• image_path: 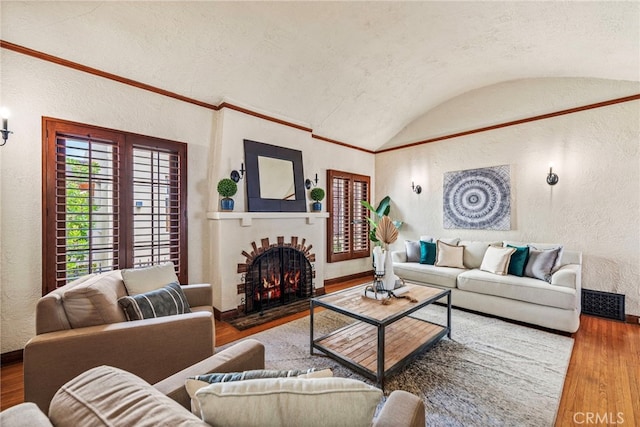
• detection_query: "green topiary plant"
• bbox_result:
[310,187,325,202]
[217,178,238,198]
[217,178,238,211]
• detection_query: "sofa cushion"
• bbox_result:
[457,269,577,310]
[435,240,465,269]
[459,241,500,269]
[61,270,128,329]
[419,241,437,265]
[438,237,460,246]
[121,261,179,295]
[392,262,463,288]
[118,282,191,321]
[524,247,562,282]
[195,377,382,427]
[49,365,206,427]
[405,240,421,263]
[507,245,529,277]
[480,246,516,275]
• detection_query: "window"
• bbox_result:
[326,170,370,262]
[42,118,187,294]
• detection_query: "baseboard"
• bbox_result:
[626,314,640,325]
[1,349,23,365]
[324,270,372,287]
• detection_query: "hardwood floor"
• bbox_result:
[2,279,638,427]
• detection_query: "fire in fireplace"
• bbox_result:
[237,237,314,315]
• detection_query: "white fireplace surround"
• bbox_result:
[207,211,329,317]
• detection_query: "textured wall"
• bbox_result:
[0,52,214,353]
[376,78,640,316]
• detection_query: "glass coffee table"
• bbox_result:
[310,282,451,387]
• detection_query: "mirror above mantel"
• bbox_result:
[244,139,307,212]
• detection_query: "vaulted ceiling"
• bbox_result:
[2,1,638,151]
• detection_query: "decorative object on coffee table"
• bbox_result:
[376,215,399,290]
[217,178,238,211]
[309,187,325,212]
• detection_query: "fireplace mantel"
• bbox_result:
[207,211,329,227]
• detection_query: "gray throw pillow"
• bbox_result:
[524,247,562,282]
[118,282,191,321]
[405,240,421,263]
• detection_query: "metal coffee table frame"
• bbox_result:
[310,284,451,387]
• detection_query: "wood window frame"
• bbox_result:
[326,169,371,263]
[42,117,188,294]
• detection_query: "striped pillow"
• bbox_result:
[118,282,191,321]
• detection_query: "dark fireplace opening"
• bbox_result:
[238,238,314,316]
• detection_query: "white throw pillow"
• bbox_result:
[185,369,334,418]
[435,240,465,269]
[480,246,516,275]
[195,377,382,427]
[121,262,179,295]
[459,241,501,269]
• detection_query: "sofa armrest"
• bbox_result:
[154,339,266,409]
[373,390,425,427]
[0,402,53,427]
[24,311,214,413]
[182,283,213,307]
[551,264,581,290]
[392,250,407,263]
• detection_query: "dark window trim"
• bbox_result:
[42,117,188,295]
[326,169,371,263]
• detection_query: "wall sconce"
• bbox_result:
[1,108,13,146]
[230,163,245,183]
[305,173,318,190]
[546,163,559,186]
[411,181,422,194]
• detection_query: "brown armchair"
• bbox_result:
[24,269,216,413]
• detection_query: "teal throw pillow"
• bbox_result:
[507,245,529,277]
[420,241,437,265]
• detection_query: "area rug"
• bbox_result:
[223,305,573,426]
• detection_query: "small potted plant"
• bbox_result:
[217,178,238,211]
[310,187,325,212]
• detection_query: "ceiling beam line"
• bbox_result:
[377,94,640,154]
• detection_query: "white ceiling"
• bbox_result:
[2,1,639,151]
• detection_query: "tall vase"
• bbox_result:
[382,249,396,291]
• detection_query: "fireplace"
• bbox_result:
[237,236,315,315]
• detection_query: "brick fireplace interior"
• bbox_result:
[237,236,315,316]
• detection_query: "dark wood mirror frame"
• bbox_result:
[244,139,307,212]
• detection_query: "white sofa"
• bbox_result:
[392,239,582,333]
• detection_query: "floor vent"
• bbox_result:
[582,289,625,321]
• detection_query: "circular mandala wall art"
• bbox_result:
[443,165,511,230]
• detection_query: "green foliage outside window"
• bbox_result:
[66,158,101,279]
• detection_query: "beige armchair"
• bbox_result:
[24,269,216,413]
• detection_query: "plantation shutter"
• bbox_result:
[327,170,370,263]
[351,178,370,256]
[131,145,184,272]
[43,118,188,295]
